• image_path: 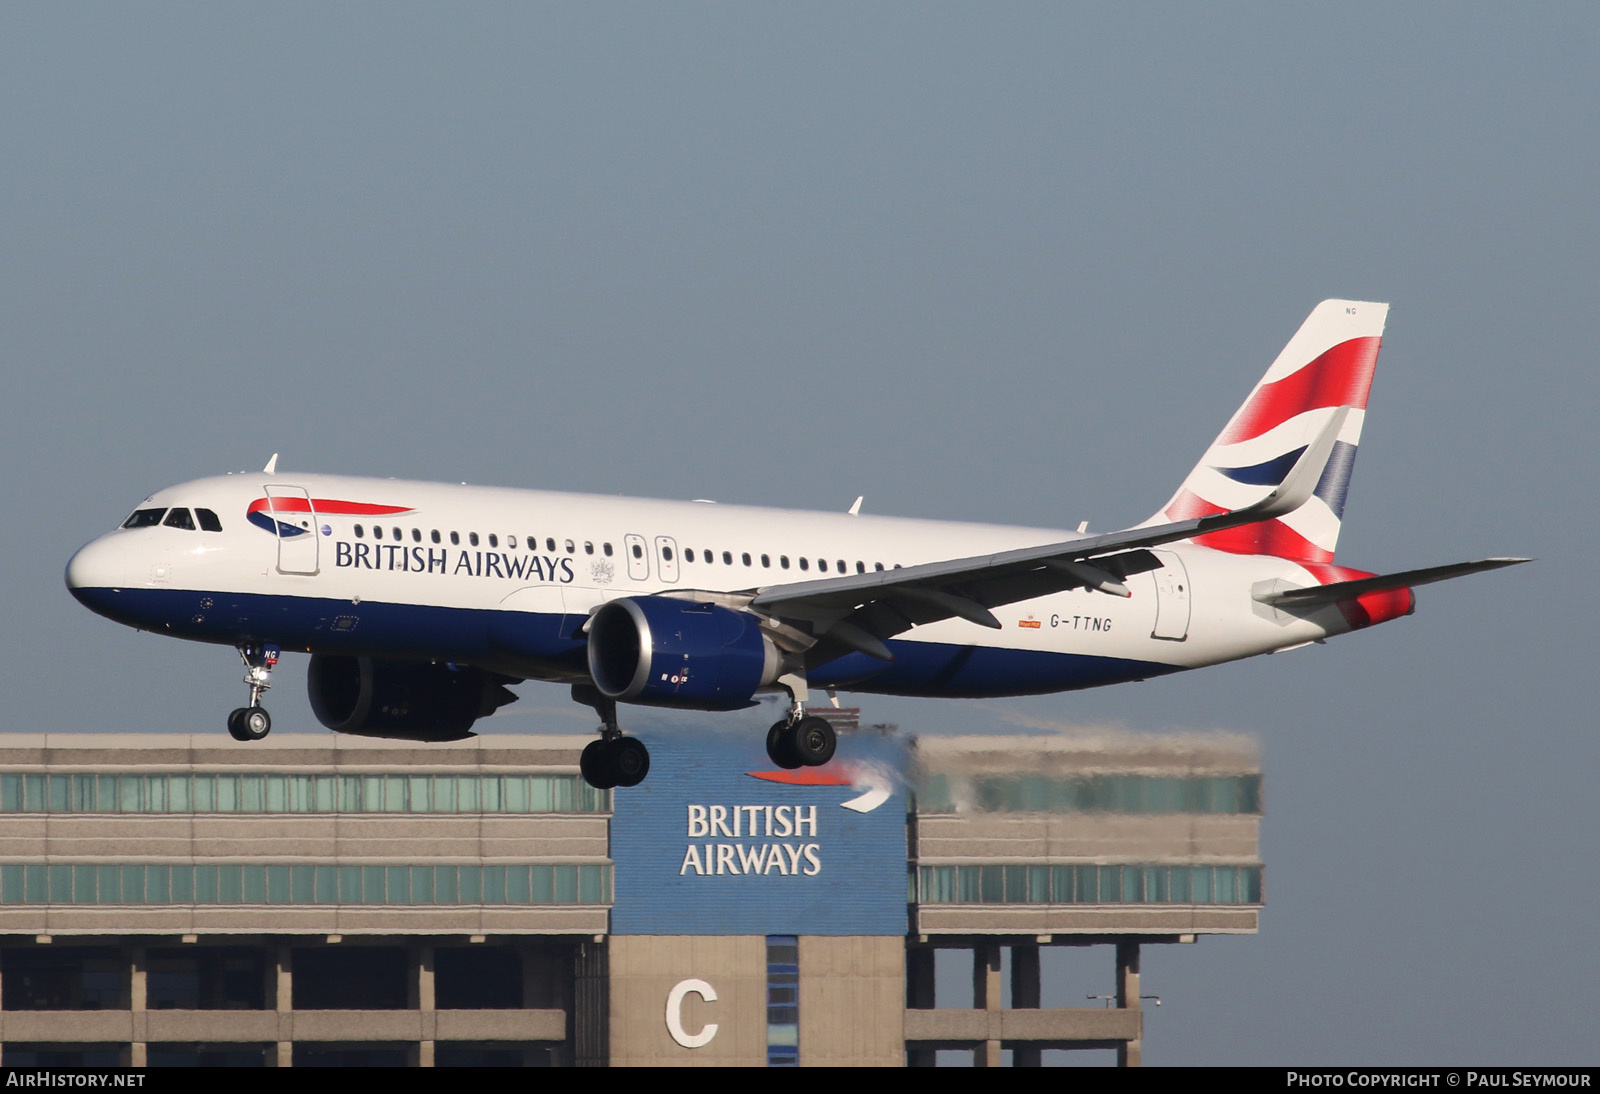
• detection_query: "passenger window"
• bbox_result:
[685,549,695,562]
[761,554,771,568]
[163,508,196,530]
[836,560,845,573]
[817,559,828,572]
[723,551,733,565]
[585,542,594,555]
[798,557,808,571]
[391,527,401,540]
[450,532,460,546]
[779,555,789,569]
[122,508,166,529]
[631,543,643,559]
[874,562,884,571]
[508,536,518,549]
[603,542,613,557]
[412,529,422,543]
[662,546,674,562]
[742,552,751,566]
[373,526,384,540]
[196,509,223,532]
[547,537,557,552]
[469,532,479,547]
[565,539,575,554]
[857,561,865,573]
[431,530,441,544]
[488,534,499,548]
[354,525,365,538]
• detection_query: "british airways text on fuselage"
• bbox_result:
[333,541,577,583]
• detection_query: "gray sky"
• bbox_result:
[4,3,1594,1065]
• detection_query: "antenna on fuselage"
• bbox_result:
[848,496,863,516]
[262,453,279,475]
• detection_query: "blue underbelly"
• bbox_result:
[72,586,1178,698]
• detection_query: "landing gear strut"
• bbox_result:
[573,684,651,790]
[765,674,837,769]
[227,643,277,742]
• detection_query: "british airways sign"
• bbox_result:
[609,728,907,935]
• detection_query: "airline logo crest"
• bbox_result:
[747,759,895,813]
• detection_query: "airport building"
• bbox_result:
[0,716,1262,1066]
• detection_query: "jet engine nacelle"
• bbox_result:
[307,655,518,740]
[586,596,782,711]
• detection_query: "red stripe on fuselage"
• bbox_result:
[1218,336,1381,445]
[248,498,414,516]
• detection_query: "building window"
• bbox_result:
[0,772,608,815]
[914,863,1262,906]
[0,862,614,908]
[766,936,799,1066]
[914,772,1262,814]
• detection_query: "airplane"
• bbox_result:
[65,300,1525,790]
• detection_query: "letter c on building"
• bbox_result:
[665,978,719,1049]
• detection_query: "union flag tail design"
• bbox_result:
[1145,299,1389,564]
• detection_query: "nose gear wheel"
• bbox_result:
[225,644,278,742]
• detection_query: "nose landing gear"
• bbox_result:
[227,644,277,742]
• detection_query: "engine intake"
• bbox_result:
[307,655,517,740]
[587,597,782,711]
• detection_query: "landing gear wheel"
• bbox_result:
[791,715,837,766]
[580,739,618,790]
[766,720,804,770]
[227,706,271,742]
[608,736,651,788]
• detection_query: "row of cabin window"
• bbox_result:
[676,547,896,574]
[122,507,224,532]
[350,525,899,575]
[352,525,603,554]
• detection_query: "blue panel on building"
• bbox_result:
[610,729,907,935]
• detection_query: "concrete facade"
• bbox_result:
[0,726,1261,1066]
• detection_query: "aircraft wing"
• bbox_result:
[747,410,1350,663]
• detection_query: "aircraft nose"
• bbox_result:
[65,535,129,611]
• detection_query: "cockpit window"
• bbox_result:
[122,508,167,529]
[162,508,196,531]
[196,508,223,532]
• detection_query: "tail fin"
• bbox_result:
[1144,299,1388,564]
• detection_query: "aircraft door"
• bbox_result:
[263,485,319,576]
[1147,550,1191,640]
[654,536,681,583]
[623,534,650,582]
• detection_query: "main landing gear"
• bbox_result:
[573,685,651,790]
[227,643,277,742]
[765,676,837,770]
[765,715,837,769]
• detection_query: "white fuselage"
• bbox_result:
[67,471,1352,702]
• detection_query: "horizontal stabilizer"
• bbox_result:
[1256,557,1530,608]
